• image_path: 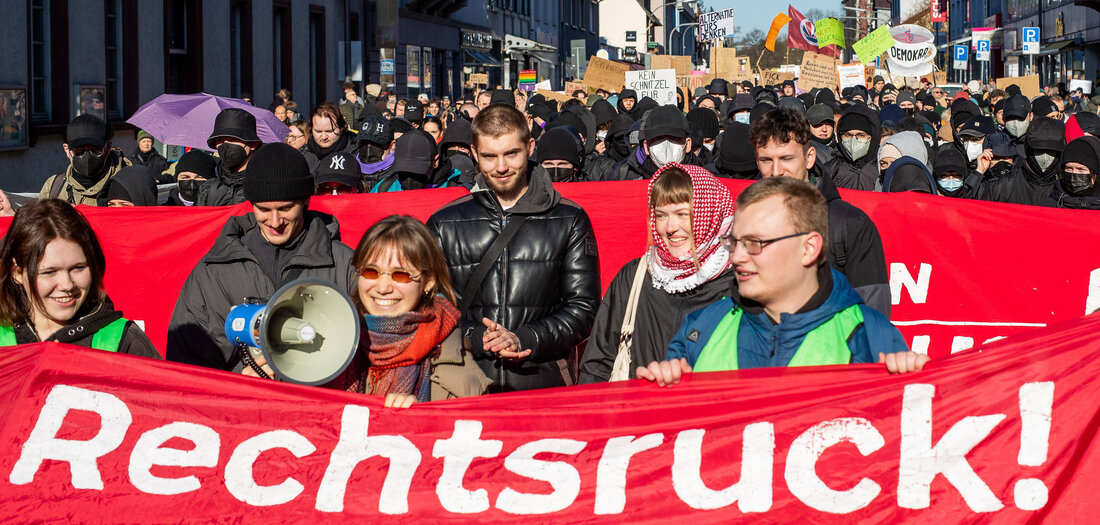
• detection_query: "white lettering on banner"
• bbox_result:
[671,424,775,511]
[129,422,220,495]
[594,433,664,514]
[8,383,1060,516]
[316,405,421,514]
[1087,268,1100,315]
[784,418,885,513]
[890,262,932,305]
[9,385,132,489]
[951,336,975,354]
[910,335,931,355]
[496,439,588,514]
[898,384,1006,512]
[224,430,316,506]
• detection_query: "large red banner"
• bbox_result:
[1,181,1099,359]
[2,314,1099,521]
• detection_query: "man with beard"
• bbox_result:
[427,103,600,392]
[41,114,131,205]
[979,117,1066,205]
[195,108,261,206]
[825,105,882,191]
[1041,136,1100,209]
[355,115,396,190]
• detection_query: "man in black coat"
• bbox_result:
[978,117,1065,206]
[427,104,601,392]
[750,108,892,318]
[824,105,881,191]
[197,108,261,206]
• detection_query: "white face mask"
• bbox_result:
[597,130,608,142]
[702,142,714,151]
[965,141,983,162]
[1035,152,1057,172]
[734,113,751,125]
[648,139,686,167]
[841,136,871,161]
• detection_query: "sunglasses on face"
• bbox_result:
[359,266,421,283]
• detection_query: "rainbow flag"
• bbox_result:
[519,69,536,84]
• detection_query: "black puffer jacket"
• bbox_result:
[426,166,601,392]
[825,105,882,191]
[167,211,355,371]
[196,164,247,206]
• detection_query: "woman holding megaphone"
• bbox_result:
[0,199,160,357]
[243,214,490,406]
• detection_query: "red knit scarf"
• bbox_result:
[358,296,460,399]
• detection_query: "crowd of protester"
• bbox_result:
[4,71,1099,405]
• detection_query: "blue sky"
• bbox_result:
[704,1,843,39]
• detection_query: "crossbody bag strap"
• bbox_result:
[609,256,649,381]
[457,214,529,314]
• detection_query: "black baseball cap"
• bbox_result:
[1004,94,1031,120]
[316,151,361,188]
[958,115,997,138]
[806,104,834,126]
[404,100,425,122]
[643,105,689,141]
[358,115,394,144]
[66,114,110,149]
[391,130,437,175]
[1031,96,1058,116]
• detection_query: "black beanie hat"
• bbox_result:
[1062,136,1100,174]
[749,103,774,124]
[686,107,719,139]
[174,150,218,180]
[244,143,314,203]
[489,89,515,106]
[837,112,874,136]
[716,122,757,173]
[536,127,583,167]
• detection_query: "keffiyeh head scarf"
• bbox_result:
[646,163,734,293]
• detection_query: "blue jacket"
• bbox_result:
[667,267,908,369]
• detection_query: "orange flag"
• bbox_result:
[766,12,793,51]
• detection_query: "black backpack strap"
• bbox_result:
[458,215,529,314]
[48,174,67,201]
[828,199,851,269]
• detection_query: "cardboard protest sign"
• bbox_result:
[677,74,714,92]
[534,89,573,104]
[651,55,692,76]
[837,63,867,90]
[624,68,678,106]
[468,73,488,85]
[761,70,795,87]
[799,51,839,91]
[582,56,630,91]
[995,75,1040,98]
[710,47,739,77]
[934,71,947,85]
[564,81,589,95]
[852,25,894,62]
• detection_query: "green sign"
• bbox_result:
[814,18,846,49]
[852,25,894,62]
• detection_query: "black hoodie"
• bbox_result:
[979,117,1065,206]
[105,166,159,206]
[825,105,882,191]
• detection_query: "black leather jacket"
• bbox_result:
[427,166,601,392]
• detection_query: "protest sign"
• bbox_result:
[698,7,735,41]
[799,51,838,91]
[677,74,714,93]
[582,56,629,91]
[995,75,1040,98]
[814,18,845,49]
[564,81,588,95]
[624,68,677,106]
[534,89,573,104]
[836,63,866,90]
[468,73,488,85]
[710,47,739,78]
[5,312,1100,521]
[651,55,692,76]
[852,25,894,62]
[934,71,947,85]
[887,25,936,77]
[1069,79,1092,94]
[761,70,795,87]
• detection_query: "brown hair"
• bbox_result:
[288,119,309,137]
[750,107,813,152]
[471,103,531,150]
[736,177,828,266]
[350,215,456,313]
[0,199,107,326]
[309,102,347,133]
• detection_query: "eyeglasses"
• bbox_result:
[720,232,810,255]
[71,145,106,157]
[359,266,421,283]
[285,134,304,142]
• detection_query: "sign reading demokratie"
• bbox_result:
[698,7,735,42]
[886,24,936,77]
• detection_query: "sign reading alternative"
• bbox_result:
[582,56,630,91]
[624,68,677,106]
[698,7,735,41]
[799,51,839,91]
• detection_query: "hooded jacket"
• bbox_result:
[7,296,160,358]
[826,105,882,191]
[617,89,640,120]
[882,156,936,194]
[579,258,734,383]
[426,166,600,392]
[106,166,160,205]
[877,131,929,172]
[196,163,248,207]
[39,150,131,206]
[666,266,908,369]
[167,211,355,371]
[932,147,979,198]
[979,117,1064,206]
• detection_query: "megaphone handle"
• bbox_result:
[238,344,273,380]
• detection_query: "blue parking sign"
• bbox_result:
[1023,27,1040,55]
[954,45,968,61]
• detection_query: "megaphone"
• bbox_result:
[224,278,360,385]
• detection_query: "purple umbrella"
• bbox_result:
[126,93,290,151]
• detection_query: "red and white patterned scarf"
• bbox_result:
[646,163,734,293]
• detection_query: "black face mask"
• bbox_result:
[1062,171,1094,196]
[987,161,1013,179]
[904,107,916,117]
[72,150,109,179]
[609,135,631,159]
[217,143,249,172]
[545,166,578,183]
[358,143,386,163]
[443,149,470,160]
[177,179,203,202]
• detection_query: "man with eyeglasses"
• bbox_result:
[167,143,354,372]
[636,176,922,386]
[40,114,131,205]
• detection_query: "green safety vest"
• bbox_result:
[693,305,864,372]
[0,318,129,353]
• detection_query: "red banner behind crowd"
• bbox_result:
[1,181,1099,358]
[2,314,1099,522]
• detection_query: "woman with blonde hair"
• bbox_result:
[579,163,734,383]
